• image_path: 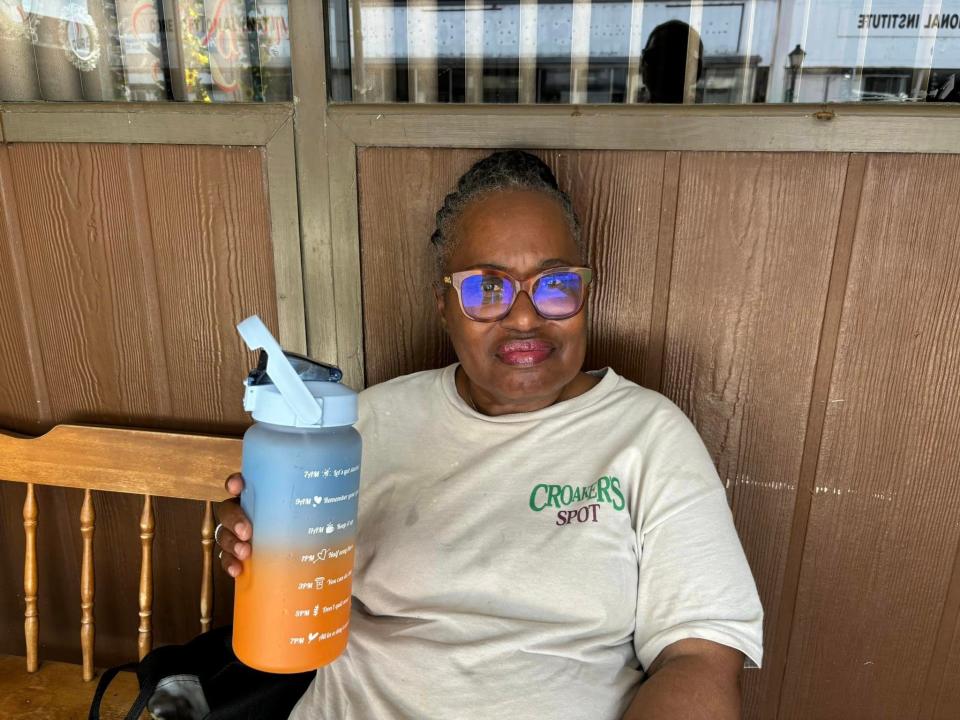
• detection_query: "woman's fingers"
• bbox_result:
[217,473,252,577]
[225,472,245,497]
[219,474,251,541]
[217,525,250,577]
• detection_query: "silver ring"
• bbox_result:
[218,550,223,560]
[214,523,224,545]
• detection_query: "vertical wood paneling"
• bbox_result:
[139,144,279,433]
[358,148,485,384]
[779,154,960,719]
[663,152,848,718]
[358,148,664,387]
[926,542,960,719]
[763,153,867,718]
[545,150,664,385]
[0,146,50,431]
[0,145,51,647]
[643,151,681,392]
[0,142,272,665]
[7,144,174,429]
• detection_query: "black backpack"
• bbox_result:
[89,625,315,720]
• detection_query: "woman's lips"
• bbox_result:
[496,339,554,366]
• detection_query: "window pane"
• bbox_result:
[0,0,291,102]
[327,0,960,103]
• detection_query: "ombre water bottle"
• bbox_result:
[233,316,361,673]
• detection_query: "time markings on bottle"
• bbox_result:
[294,489,359,507]
[296,569,351,591]
[294,596,350,619]
[289,620,350,645]
[300,543,354,564]
[307,519,354,535]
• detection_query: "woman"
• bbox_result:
[216,151,763,719]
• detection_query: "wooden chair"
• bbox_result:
[0,424,239,719]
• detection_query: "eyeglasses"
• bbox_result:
[442,266,594,322]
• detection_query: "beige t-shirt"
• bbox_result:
[289,364,763,720]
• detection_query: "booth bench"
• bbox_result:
[0,425,238,719]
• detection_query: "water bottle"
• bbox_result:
[233,316,361,673]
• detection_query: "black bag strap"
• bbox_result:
[88,661,151,720]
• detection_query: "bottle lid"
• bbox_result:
[237,316,358,428]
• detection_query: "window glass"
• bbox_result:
[325,0,960,103]
[0,0,291,101]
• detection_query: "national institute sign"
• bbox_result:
[841,6,960,37]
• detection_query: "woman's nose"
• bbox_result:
[500,290,543,331]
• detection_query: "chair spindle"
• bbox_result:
[200,500,215,633]
[80,488,95,681]
[23,482,38,673]
[138,494,154,660]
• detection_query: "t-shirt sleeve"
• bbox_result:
[633,489,764,672]
[632,400,764,672]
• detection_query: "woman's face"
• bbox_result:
[435,188,589,413]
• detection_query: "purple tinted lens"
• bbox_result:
[533,271,583,317]
[460,273,515,320]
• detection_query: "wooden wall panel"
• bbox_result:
[925,551,960,720]
[0,146,51,657]
[7,144,172,429]
[544,150,665,385]
[357,147,485,384]
[140,145,278,434]
[663,152,849,718]
[779,154,960,719]
[358,148,665,386]
[0,147,49,433]
[932,605,960,718]
[0,142,276,666]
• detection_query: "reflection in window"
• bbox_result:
[327,0,960,104]
[0,0,291,102]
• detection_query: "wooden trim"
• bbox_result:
[289,0,341,372]
[265,118,308,353]
[643,151,681,393]
[0,425,238,502]
[0,103,292,145]
[329,103,960,153]
[764,153,866,718]
[326,123,365,389]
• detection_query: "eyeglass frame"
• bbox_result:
[440,265,595,322]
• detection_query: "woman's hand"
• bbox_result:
[215,473,253,578]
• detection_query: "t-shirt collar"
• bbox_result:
[440,362,618,423]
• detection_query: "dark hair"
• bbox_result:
[429,150,583,276]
